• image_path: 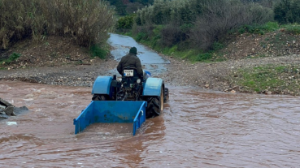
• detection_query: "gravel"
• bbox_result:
[1,53,300,95]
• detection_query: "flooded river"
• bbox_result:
[1,80,300,167]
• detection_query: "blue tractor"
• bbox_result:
[91,68,169,118]
[73,68,169,135]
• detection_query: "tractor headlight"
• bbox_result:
[137,79,141,84]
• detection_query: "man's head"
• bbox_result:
[129,47,137,55]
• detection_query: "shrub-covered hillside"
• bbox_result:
[0,0,115,51]
[117,0,300,62]
[136,0,273,49]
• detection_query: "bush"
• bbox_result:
[190,1,273,50]
[132,24,155,41]
[116,15,135,30]
[212,42,224,51]
[89,45,108,59]
[0,0,115,49]
[135,0,201,25]
[197,53,212,62]
[131,0,275,61]
[0,53,21,65]
[274,0,300,24]
[0,0,34,49]
[261,22,280,31]
[284,24,300,34]
[135,32,148,42]
[161,23,188,47]
[125,2,144,14]
[238,22,279,35]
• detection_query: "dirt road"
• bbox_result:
[1,34,300,95]
[1,53,300,94]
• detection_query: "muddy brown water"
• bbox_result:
[1,81,300,167]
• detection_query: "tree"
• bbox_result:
[190,0,273,50]
[274,0,300,24]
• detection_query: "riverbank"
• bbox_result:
[121,28,300,96]
[1,51,300,96]
[163,54,300,96]
[1,34,300,96]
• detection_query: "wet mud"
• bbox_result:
[1,81,300,167]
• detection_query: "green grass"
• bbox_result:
[234,65,300,94]
[0,53,21,65]
[137,39,215,63]
[238,22,279,35]
[89,45,108,59]
[237,22,300,35]
[283,24,300,35]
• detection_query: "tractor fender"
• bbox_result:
[92,76,112,95]
[143,78,164,96]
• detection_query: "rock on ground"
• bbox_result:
[0,97,29,120]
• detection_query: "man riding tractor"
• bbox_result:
[117,47,143,79]
[115,47,145,101]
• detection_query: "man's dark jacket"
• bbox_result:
[117,53,143,77]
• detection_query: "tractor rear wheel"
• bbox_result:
[164,88,169,103]
[92,94,107,101]
[146,87,164,118]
